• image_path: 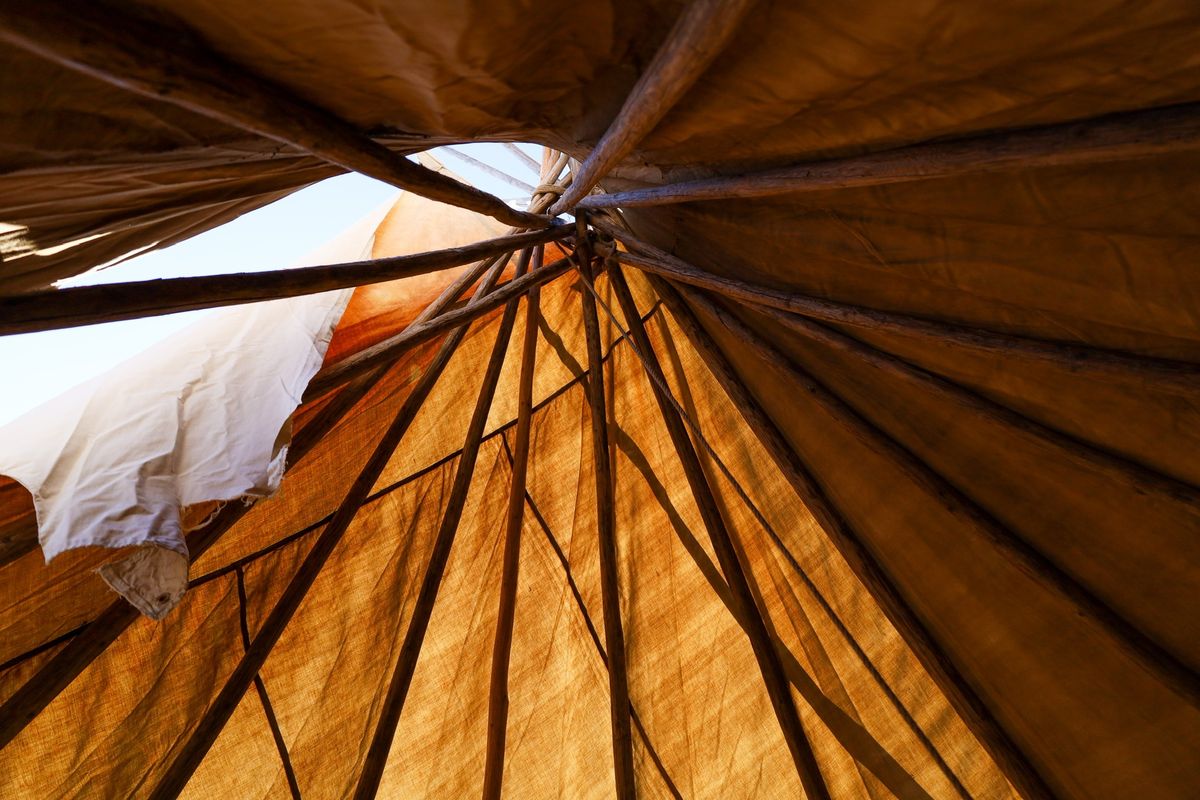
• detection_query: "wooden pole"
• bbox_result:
[351,253,530,800]
[481,247,542,800]
[414,256,507,329]
[573,285,943,798]
[0,1,549,229]
[576,229,637,799]
[549,0,756,214]
[505,438,683,800]
[305,255,571,401]
[375,163,573,343]
[502,143,542,176]
[411,158,571,328]
[0,224,560,751]
[647,275,1059,800]
[592,219,1200,393]
[543,151,571,187]
[0,356,390,749]
[668,281,1200,705]
[744,301,1200,506]
[443,146,536,194]
[302,163,579,401]
[0,226,567,337]
[608,266,832,800]
[234,566,303,800]
[148,289,489,798]
[578,102,1200,208]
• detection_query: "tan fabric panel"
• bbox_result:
[2,244,1187,798]
[3,3,1199,791]
[603,340,807,798]
[742,306,1200,661]
[0,546,122,665]
[594,284,1004,799]
[0,640,67,708]
[368,273,624,500]
[515,377,690,798]
[627,1,1200,170]
[615,138,1200,798]
[683,295,1200,799]
[373,442,517,797]
[0,281,1009,798]
[493,425,662,799]
[839,323,1200,488]
[0,574,242,797]
[242,466,454,798]
[643,304,1014,800]
[5,0,1200,291]
[176,325,682,798]
[625,150,1200,359]
[180,689,293,800]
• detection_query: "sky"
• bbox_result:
[0,142,543,426]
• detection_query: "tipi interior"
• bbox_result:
[0,1,1198,798]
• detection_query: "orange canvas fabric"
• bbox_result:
[2,2,1199,798]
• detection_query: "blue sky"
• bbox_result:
[0,143,542,426]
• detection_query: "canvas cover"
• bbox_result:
[0,217,388,615]
[1,2,1199,798]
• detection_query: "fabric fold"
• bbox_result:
[0,198,393,617]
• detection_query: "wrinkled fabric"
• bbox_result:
[1,2,1199,798]
[0,285,350,562]
[97,545,190,620]
[0,204,397,612]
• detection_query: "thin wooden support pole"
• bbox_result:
[391,162,574,339]
[576,231,637,799]
[674,283,1200,706]
[235,566,303,800]
[579,102,1200,209]
[0,1,549,229]
[149,308,483,799]
[0,240,529,742]
[648,275,1059,800]
[412,254,507,328]
[746,301,1200,506]
[443,146,536,194]
[305,256,572,401]
[591,276,982,799]
[351,252,532,799]
[576,291,941,799]
[607,266,832,800]
[0,359,389,749]
[0,226,567,337]
[481,247,543,800]
[591,219,1200,393]
[542,151,571,187]
[503,143,542,176]
[643,319,969,795]
[502,437,683,800]
[549,0,756,213]
[304,163,579,401]
[676,399,972,800]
